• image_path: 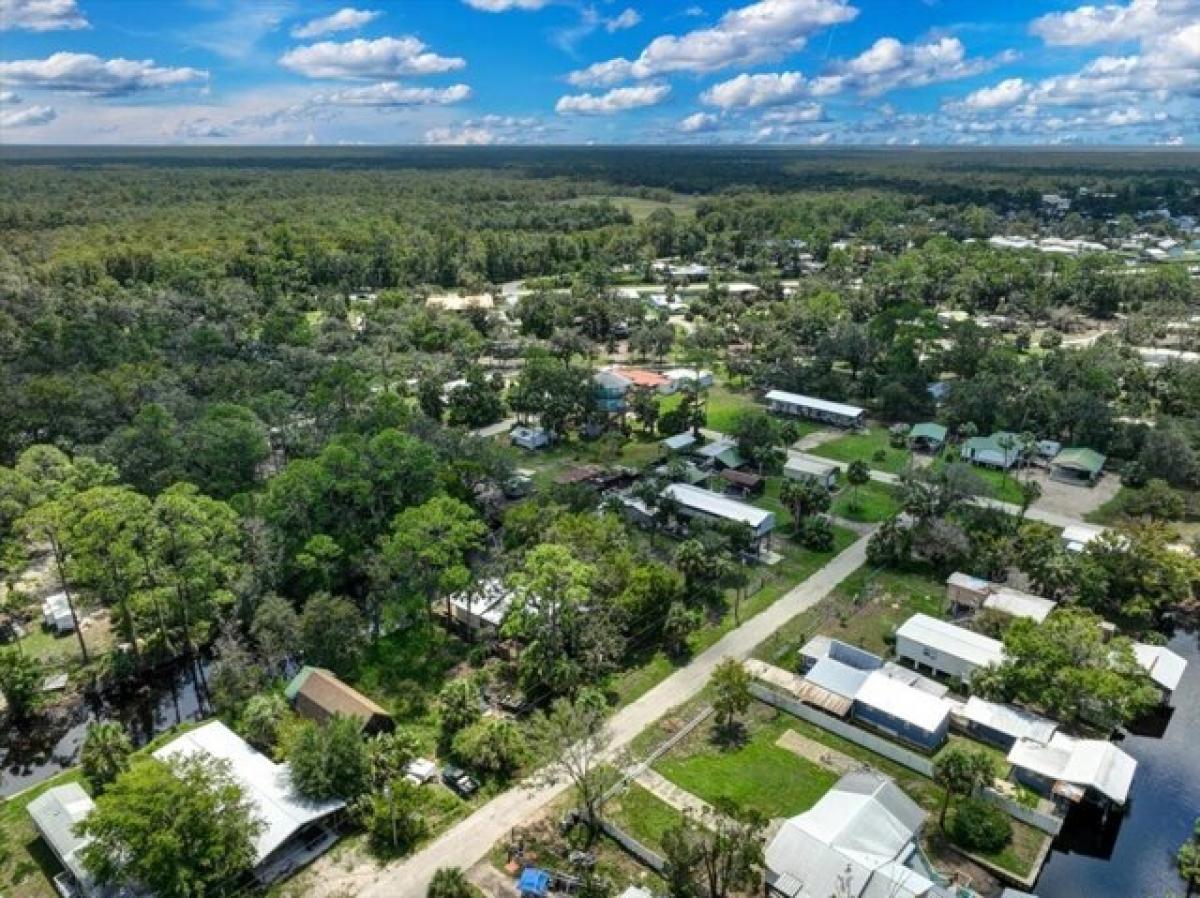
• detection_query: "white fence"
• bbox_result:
[979,786,1065,836]
[750,682,936,777]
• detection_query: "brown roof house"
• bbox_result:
[285,667,393,734]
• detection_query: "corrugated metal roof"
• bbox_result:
[959,697,1058,744]
[1007,733,1136,806]
[855,671,951,734]
[1052,447,1106,474]
[784,453,839,479]
[765,389,865,419]
[1133,643,1187,692]
[896,614,1004,671]
[26,782,95,886]
[663,483,774,530]
[155,721,345,864]
[806,657,870,700]
[983,590,1057,623]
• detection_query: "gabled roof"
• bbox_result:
[610,366,669,388]
[1008,733,1136,806]
[909,423,947,443]
[982,588,1057,624]
[662,483,774,530]
[959,697,1058,745]
[1052,447,1106,474]
[155,721,345,864]
[767,773,934,898]
[854,671,951,734]
[1132,643,1187,692]
[895,614,1004,671]
[285,667,390,728]
[26,782,96,888]
[765,389,865,419]
[784,452,839,479]
[661,431,697,451]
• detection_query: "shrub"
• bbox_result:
[948,798,1012,854]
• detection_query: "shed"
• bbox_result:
[42,592,76,633]
[718,468,764,496]
[894,614,1003,683]
[285,667,393,734]
[662,482,775,544]
[662,368,714,393]
[511,426,551,451]
[907,423,947,453]
[946,572,1057,622]
[798,635,882,674]
[851,670,950,751]
[27,782,97,897]
[783,453,839,489]
[954,697,1057,751]
[764,389,865,428]
[1051,448,1106,484]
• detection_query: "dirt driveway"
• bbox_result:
[1027,467,1120,520]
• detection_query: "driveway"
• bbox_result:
[344,532,875,898]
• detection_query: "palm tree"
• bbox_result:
[80,721,133,791]
[428,867,475,898]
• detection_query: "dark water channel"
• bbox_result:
[1036,630,1200,898]
[0,660,210,799]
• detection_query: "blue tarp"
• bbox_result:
[519,868,551,897]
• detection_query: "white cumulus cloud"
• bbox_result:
[1030,0,1195,46]
[0,0,87,31]
[0,53,207,95]
[954,77,1030,111]
[279,36,465,79]
[0,103,56,126]
[424,124,497,144]
[678,111,719,132]
[606,8,641,31]
[567,0,857,85]
[555,82,670,114]
[0,89,20,104]
[701,71,806,108]
[759,103,825,124]
[291,8,381,39]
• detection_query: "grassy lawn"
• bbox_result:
[928,458,1027,504]
[515,432,665,490]
[831,481,901,523]
[810,426,912,475]
[927,812,1047,880]
[604,783,688,853]
[563,194,701,222]
[754,564,945,663]
[658,384,763,435]
[653,703,837,819]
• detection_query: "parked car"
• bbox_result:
[404,758,438,786]
[441,764,480,798]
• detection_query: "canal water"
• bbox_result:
[1036,630,1200,898]
[0,660,210,799]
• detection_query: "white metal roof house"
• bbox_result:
[953,697,1058,751]
[1132,643,1188,700]
[852,671,952,751]
[510,425,551,451]
[661,368,714,393]
[766,772,948,898]
[894,614,1004,683]
[1007,733,1137,808]
[764,389,866,428]
[661,482,775,541]
[42,591,76,633]
[783,453,839,489]
[447,578,515,635]
[26,782,104,898]
[154,721,345,884]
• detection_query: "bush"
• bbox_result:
[797,516,834,552]
[948,798,1012,854]
[451,717,527,777]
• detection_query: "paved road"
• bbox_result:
[470,416,518,439]
[355,531,875,898]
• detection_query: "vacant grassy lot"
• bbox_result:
[658,384,765,435]
[604,782,688,852]
[810,426,912,475]
[653,703,837,819]
[831,480,901,522]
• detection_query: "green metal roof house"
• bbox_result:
[908,422,947,452]
[1051,447,1106,484]
[960,432,1022,469]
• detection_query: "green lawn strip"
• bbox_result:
[810,427,912,475]
[927,458,1028,504]
[652,705,837,819]
[831,480,901,523]
[603,782,689,853]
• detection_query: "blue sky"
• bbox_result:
[0,0,1196,145]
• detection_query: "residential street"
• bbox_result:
[345,531,876,898]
